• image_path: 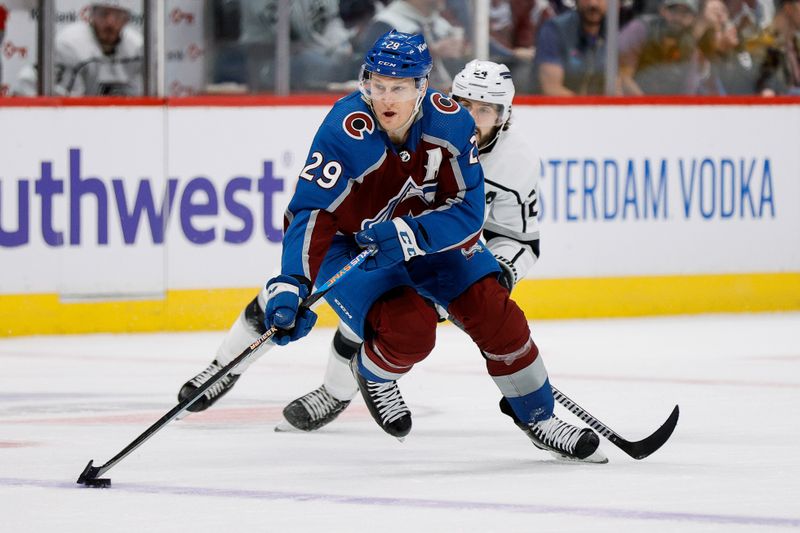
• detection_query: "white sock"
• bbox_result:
[323,323,361,401]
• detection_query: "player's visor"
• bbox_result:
[359,68,425,103]
[453,96,505,127]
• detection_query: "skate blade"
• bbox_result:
[274,420,302,433]
[549,448,608,464]
[396,436,406,443]
[175,411,191,421]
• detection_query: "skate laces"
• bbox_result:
[531,415,583,454]
[366,380,408,424]
[190,361,233,398]
[298,386,341,421]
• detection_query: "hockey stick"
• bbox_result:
[552,385,679,460]
[77,247,376,487]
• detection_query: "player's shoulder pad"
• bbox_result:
[321,92,378,142]
[315,92,385,175]
[420,89,476,155]
[495,127,537,167]
[487,127,540,194]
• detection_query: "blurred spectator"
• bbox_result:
[340,0,378,31]
[618,0,701,94]
[337,0,379,79]
[237,0,358,91]
[693,0,757,94]
[439,0,547,88]
[754,0,800,93]
[528,0,561,44]
[488,0,538,63]
[532,0,607,94]
[688,0,740,95]
[358,0,466,91]
[13,1,142,96]
[0,3,7,87]
[727,0,774,40]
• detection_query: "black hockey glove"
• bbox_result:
[494,255,517,292]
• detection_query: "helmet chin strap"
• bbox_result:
[480,121,507,151]
[389,92,425,139]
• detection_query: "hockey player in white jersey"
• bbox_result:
[175,59,602,463]
[14,1,142,96]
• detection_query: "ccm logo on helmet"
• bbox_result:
[431,93,459,114]
[343,111,375,140]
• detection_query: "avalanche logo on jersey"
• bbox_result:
[461,242,484,260]
[343,111,375,140]
[361,176,438,230]
[431,93,459,114]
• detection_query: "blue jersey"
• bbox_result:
[282,89,485,284]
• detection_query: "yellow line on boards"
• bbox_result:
[1,273,798,336]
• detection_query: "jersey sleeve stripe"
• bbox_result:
[438,227,484,252]
[301,210,320,280]
[483,221,540,242]
[485,178,523,204]
[421,133,460,157]
[448,157,468,200]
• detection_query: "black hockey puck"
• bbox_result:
[83,477,111,488]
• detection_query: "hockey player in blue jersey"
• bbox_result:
[178,31,605,462]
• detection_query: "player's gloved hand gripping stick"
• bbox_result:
[77,247,377,488]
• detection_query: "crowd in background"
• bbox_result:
[1,0,798,96]
[209,0,800,96]
[206,0,800,96]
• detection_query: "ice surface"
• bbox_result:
[1,313,799,532]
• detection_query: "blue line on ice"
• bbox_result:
[3,477,799,528]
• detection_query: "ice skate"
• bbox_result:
[351,356,411,440]
[276,385,351,432]
[178,360,240,413]
[500,398,607,463]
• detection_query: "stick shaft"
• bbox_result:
[88,248,375,479]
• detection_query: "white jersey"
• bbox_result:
[480,126,540,286]
[14,21,142,96]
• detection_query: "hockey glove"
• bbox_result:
[355,218,426,271]
[264,275,317,346]
[494,254,518,292]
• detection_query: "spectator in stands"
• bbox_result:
[488,1,538,64]
[694,0,758,94]
[755,0,800,93]
[340,0,378,34]
[727,0,775,41]
[238,0,356,92]
[532,0,607,94]
[332,0,379,85]
[0,3,7,87]
[358,0,466,91]
[618,0,701,94]
[13,0,142,96]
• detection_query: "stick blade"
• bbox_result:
[619,405,680,460]
[77,460,102,485]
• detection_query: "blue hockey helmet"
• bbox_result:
[362,30,433,79]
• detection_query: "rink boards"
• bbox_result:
[1,97,799,335]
